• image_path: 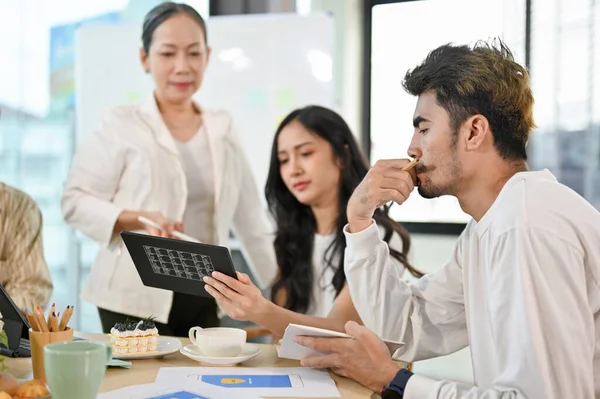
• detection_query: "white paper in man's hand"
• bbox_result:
[277,323,404,360]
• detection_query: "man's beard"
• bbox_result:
[417,175,446,199]
[416,159,461,199]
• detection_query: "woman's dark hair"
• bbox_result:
[265,105,424,314]
[142,2,208,55]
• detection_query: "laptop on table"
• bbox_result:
[0,283,32,357]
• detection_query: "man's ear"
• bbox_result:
[462,114,490,151]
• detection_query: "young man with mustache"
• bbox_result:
[295,40,600,399]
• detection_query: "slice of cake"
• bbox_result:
[108,318,159,355]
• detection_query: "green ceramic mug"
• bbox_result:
[44,341,112,399]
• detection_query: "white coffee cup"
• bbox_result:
[188,327,247,357]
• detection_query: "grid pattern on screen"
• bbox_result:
[143,245,215,281]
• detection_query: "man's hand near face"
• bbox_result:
[347,159,417,233]
[294,321,402,393]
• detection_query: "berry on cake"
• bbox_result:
[108,317,159,355]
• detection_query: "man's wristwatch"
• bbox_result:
[381,368,413,398]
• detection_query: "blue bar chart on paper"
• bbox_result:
[201,374,298,388]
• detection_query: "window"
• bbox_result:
[528,0,600,208]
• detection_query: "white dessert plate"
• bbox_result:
[180,343,261,365]
[112,337,182,360]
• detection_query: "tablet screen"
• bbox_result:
[143,245,215,282]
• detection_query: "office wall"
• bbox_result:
[305,0,363,137]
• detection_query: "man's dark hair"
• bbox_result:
[403,39,535,160]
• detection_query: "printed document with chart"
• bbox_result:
[154,367,341,397]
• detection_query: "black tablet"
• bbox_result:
[120,231,238,298]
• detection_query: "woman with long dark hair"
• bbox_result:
[204,105,423,337]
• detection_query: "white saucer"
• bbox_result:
[180,343,261,365]
[112,337,182,360]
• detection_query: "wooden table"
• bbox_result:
[4,332,377,399]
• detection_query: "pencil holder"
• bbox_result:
[29,327,74,382]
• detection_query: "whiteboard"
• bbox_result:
[75,13,335,201]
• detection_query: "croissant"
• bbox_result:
[13,380,49,399]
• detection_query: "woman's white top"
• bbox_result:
[307,233,337,318]
[174,127,215,244]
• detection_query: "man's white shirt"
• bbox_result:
[345,170,600,398]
